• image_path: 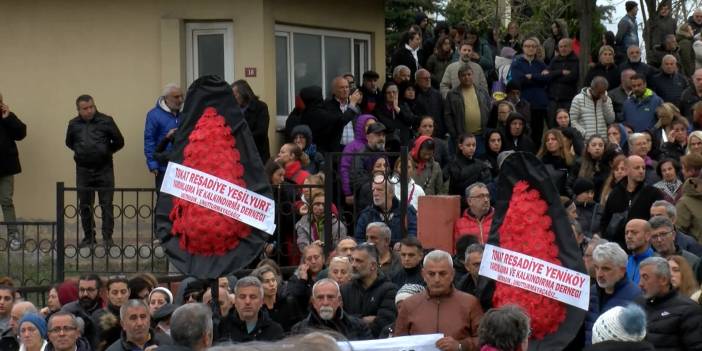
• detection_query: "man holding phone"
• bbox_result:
[0,93,27,249]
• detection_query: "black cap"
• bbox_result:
[573,178,595,196]
[152,303,177,322]
[366,122,387,135]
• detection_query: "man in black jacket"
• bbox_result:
[341,243,398,338]
[649,55,689,106]
[323,77,362,150]
[292,278,372,340]
[105,300,171,351]
[0,94,26,248]
[390,236,425,287]
[636,257,702,350]
[601,155,663,248]
[545,38,580,127]
[414,69,446,137]
[65,95,124,248]
[219,276,283,343]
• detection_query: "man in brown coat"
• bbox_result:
[394,249,484,351]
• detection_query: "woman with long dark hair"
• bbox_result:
[426,35,454,88]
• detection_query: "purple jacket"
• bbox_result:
[340,114,377,195]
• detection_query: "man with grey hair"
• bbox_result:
[583,237,609,279]
[570,75,615,138]
[355,177,417,245]
[650,200,702,256]
[365,222,400,275]
[454,182,493,244]
[292,278,371,340]
[444,63,492,144]
[162,303,212,351]
[649,54,689,105]
[636,256,702,349]
[144,83,183,190]
[106,299,170,351]
[392,65,411,85]
[341,243,398,338]
[584,242,641,345]
[219,276,283,343]
[477,305,530,351]
[457,243,484,298]
[395,249,483,351]
[0,92,26,249]
[648,215,700,269]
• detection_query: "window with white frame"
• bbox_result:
[185,22,234,87]
[275,25,371,125]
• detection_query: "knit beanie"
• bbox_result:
[591,304,647,344]
[572,178,595,196]
[149,287,174,305]
[19,313,48,339]
[395,284,426,305]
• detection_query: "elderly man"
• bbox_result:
[454,183,493,245]
[584,243,641,345]
[162,303,212,351]
[292,279,371,340]
[649,215,700,269]
[341,243,398,338]
[355,177,417,245]
[443,65,492,147]
[601,155,663,247]
[392,65,412,85]
[545,38,580,126]
[66,95,124,248]
[364,222,401,275]
[650,200,702,256]
[456,244,487,302]
[477,306,530,351]
[395,250,483,351]
[679,68,702,119]
[391,236,425,286]
[625,219,655,284]
[414,69,446,137]
[219,277,283,343]
[440,43,489,97]
[144,83,183,190]
[0,93,26,248]
[105,299,171,351]
[608,69,636,121]
[619,46,655,78]
[649,55,689,105]
[286,244,326,306]
[324,76,362,149]
[636,257,702,349]
[46,312,91,351]
[570,76,615,139]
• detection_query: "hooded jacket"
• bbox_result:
[300,86,355,153]
[290,124,324,174]
[675,178,702,241]
[339,114,377,196]
[240,98,271,163]
[622,88,663,132]
[502,113,535,153]
[410,136,445,195]
[570,87,616,139]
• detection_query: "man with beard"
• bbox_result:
[584,243,641,345]
[291,279,371,340]
[105,299,171,350]
[636,257,702,349]
[354,177,418,245]
[625,219,655,284]
[440,43,488,98]
[340,243,398,338]
[61,274,103,348]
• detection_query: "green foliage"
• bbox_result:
[385,0,441,51]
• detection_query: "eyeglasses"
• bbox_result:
[650,231,674,241]
[48,326,78,334]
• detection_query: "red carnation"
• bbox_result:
[169,107,251,256]
[492,181,567,339]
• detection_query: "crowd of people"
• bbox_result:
[5,2,702,351]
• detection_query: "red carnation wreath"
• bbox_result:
[169,107,251,256]
[492,181,567,339]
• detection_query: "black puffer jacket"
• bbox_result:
[0,112,26,176]
[637,290,702,351]
[291,307,373,341]
[447,153,492,198]
[340,273,398,338]
[65,112,124,167]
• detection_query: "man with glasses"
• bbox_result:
[454,183,493,245]
[47,312,91,351]
[355,176,417,246]
[61,274,103,348]
[649,215,700,269]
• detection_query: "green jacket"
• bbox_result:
[676,179,702,241]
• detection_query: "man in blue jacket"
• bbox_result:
[584,242,641,345]
[622,74,663,132]
[355,177,417,246]
[144,84,183,190]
